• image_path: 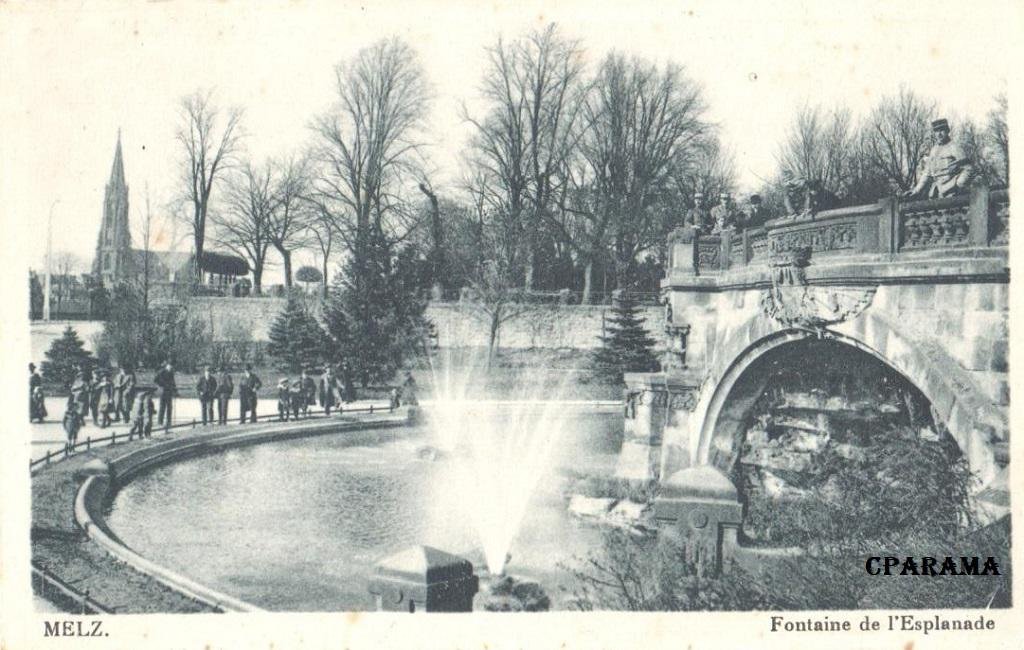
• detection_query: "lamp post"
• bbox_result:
[43,199,60,322]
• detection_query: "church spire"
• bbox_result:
[93,130,131,284]
[108,129,126,191]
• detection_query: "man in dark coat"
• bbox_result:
[197,365,218,426]
[215,366,234,425]
[239,364,262,424]
[319,367,341,415]
[154,360,177,429]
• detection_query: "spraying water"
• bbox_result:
[422,348,577,575]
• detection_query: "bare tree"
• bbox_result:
[176,89,244,285]
[214,161,275,294]
[305,200,338,299]
[775,104,856,196]
[455,184,536,366]
[267,153,313,288]
[52,251,84,310]
[463,23,587,291]
[861,87,936,192]
[574,53,708,290]
[987,93,1008,185]
[311,37,432,273]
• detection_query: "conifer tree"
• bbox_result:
[322,236,431,386]
[41,326,94,387]
[267,293,327,373]
[591,290,660,383]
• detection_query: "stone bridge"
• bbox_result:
[618,186,1010,524]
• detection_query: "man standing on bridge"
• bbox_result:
[905,118,974,199]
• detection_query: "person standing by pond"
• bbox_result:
[402,371,419,406]
[216,366,234,425]
[154,360,177,430]
[319,367,341,415]
[239,365,262,424]
[300,369,316,418]
[197,365,217,426]
[113,362,136,423]
[29,363,46,423]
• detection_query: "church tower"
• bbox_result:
[93,132,132,286]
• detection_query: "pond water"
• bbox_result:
[106,407,623,611]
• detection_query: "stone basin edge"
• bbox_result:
[69,412,411,613]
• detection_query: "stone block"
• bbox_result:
[967,284,996,311]
[907,284,936,310]
[990,338,1009,373]
[615,441,661,482]
[992,284,1009,312]
[368,546,478,613]
[960,312,1008,342]
[934,284,967,312]
[954,337,994,371]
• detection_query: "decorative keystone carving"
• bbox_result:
[762,246,875,328]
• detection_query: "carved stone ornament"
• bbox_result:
[668,389,699,412]
[761,246,875,328]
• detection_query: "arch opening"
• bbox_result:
[703,337,971,547]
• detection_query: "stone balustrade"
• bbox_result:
[674,186,1008,276]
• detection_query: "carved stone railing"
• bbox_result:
[676,185,1008,275]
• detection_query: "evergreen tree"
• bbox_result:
[266,293,327,373]
[591,290,660,383]
[41,326,94,387]
[323,235,431,386]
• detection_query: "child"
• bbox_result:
[277,378,291,422]
[62,396,84,453]
[130,389,156,440]
[289,380,304,420]
[94,372,113,428]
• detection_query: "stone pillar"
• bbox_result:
[616,372,700,483]
[653,465,743,574]
[368,546,479,613]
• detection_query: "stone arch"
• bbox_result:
[690,310,1004,495]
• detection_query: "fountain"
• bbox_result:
[422,348,578,577]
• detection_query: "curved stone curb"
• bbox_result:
[75,474,263,613]
[69,413,409,613]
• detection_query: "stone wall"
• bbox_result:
[30,300,666,360]
[428,302,664,350]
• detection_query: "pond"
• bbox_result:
[106,407,623,611]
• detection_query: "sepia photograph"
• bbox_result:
[1,0,1019,647]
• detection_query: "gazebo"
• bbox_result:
[199,251,250,296]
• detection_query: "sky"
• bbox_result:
[1,0,1015,278]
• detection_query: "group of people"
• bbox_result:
[683,192,768,235]
[32,358,421,454]
[272,366,356,422]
